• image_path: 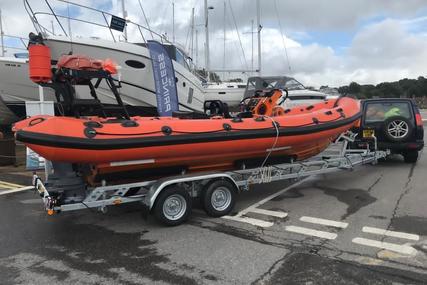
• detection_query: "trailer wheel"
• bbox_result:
[203,180,236,217]
[154,186,192,226]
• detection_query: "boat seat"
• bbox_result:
[204,100,232,118]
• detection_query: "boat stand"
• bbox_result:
[33,132,388,225]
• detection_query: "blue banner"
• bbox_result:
[147,40,179,116]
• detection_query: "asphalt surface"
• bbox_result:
[0,123,426,284]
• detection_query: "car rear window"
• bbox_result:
[365,102,412,122]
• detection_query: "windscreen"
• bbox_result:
[365,102,412,123]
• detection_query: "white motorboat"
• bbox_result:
[205,82,246,107]
[244,76,327,108]
[21,0,248,117]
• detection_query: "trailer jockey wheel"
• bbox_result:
[154,186,192,226]
[203,180,237,217]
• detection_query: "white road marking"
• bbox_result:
[221,177,310,227]
[248,208,288,218]
[222,215,274,228]
[0,180,24,189]
[0,186,34,196]
[362,226,419,241]
[236,177,312,217]
[352,237,417,256]
[285,225,338,240]
[300,216,349,229]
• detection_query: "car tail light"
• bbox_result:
[414,106,423,126]
[415,113,423,126]
[408,143,419,149]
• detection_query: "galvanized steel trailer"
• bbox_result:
[33,132,387,226]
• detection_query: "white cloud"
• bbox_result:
[1,0,427,87]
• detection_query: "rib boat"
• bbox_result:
[13,46,361,178]
[14,95,361,174]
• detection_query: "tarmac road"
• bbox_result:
[0,124,426,284]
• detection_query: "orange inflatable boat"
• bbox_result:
[14,94,361,175]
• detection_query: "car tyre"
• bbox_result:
[403,151,419,163]
[383,116,413,142]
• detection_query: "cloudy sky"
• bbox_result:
[1,0,427,87]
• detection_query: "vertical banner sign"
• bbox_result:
[147,40,179,116]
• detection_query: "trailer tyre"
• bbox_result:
[154,186,192,226]
[403,150,418,163]
[203,180,236,217]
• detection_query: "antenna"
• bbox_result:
[51,20,55,35]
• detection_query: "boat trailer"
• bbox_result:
[33,132,388,226]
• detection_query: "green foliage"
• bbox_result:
[338,76,427,99]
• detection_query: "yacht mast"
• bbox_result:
[204,0,210,75]
[120,0,128,41]
[223,1,226,75]
[0,9,4,57]
[195,29,199,67]
[172,1,175,43]
[256,0,262,75]
[190,7,195,59]
[251,19,254,75]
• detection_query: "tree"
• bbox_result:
[348,82,361,94]
[338,85,349,95]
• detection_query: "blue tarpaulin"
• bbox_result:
[147,41,179,116]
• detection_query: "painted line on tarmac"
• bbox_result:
[248,208,288,218]
[352,237,417,256]
[0,186,34,196]
[0,180,24,189]
[285,225,337,240]
[236,177,311,217]
[300,216,349,229]
[222,177,310,227]
[362,226,419,241]
[223,215,274,228]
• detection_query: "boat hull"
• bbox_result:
[14,98,361,173]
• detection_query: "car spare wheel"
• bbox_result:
[383,116,413,142]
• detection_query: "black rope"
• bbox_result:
[89,113,344,137]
